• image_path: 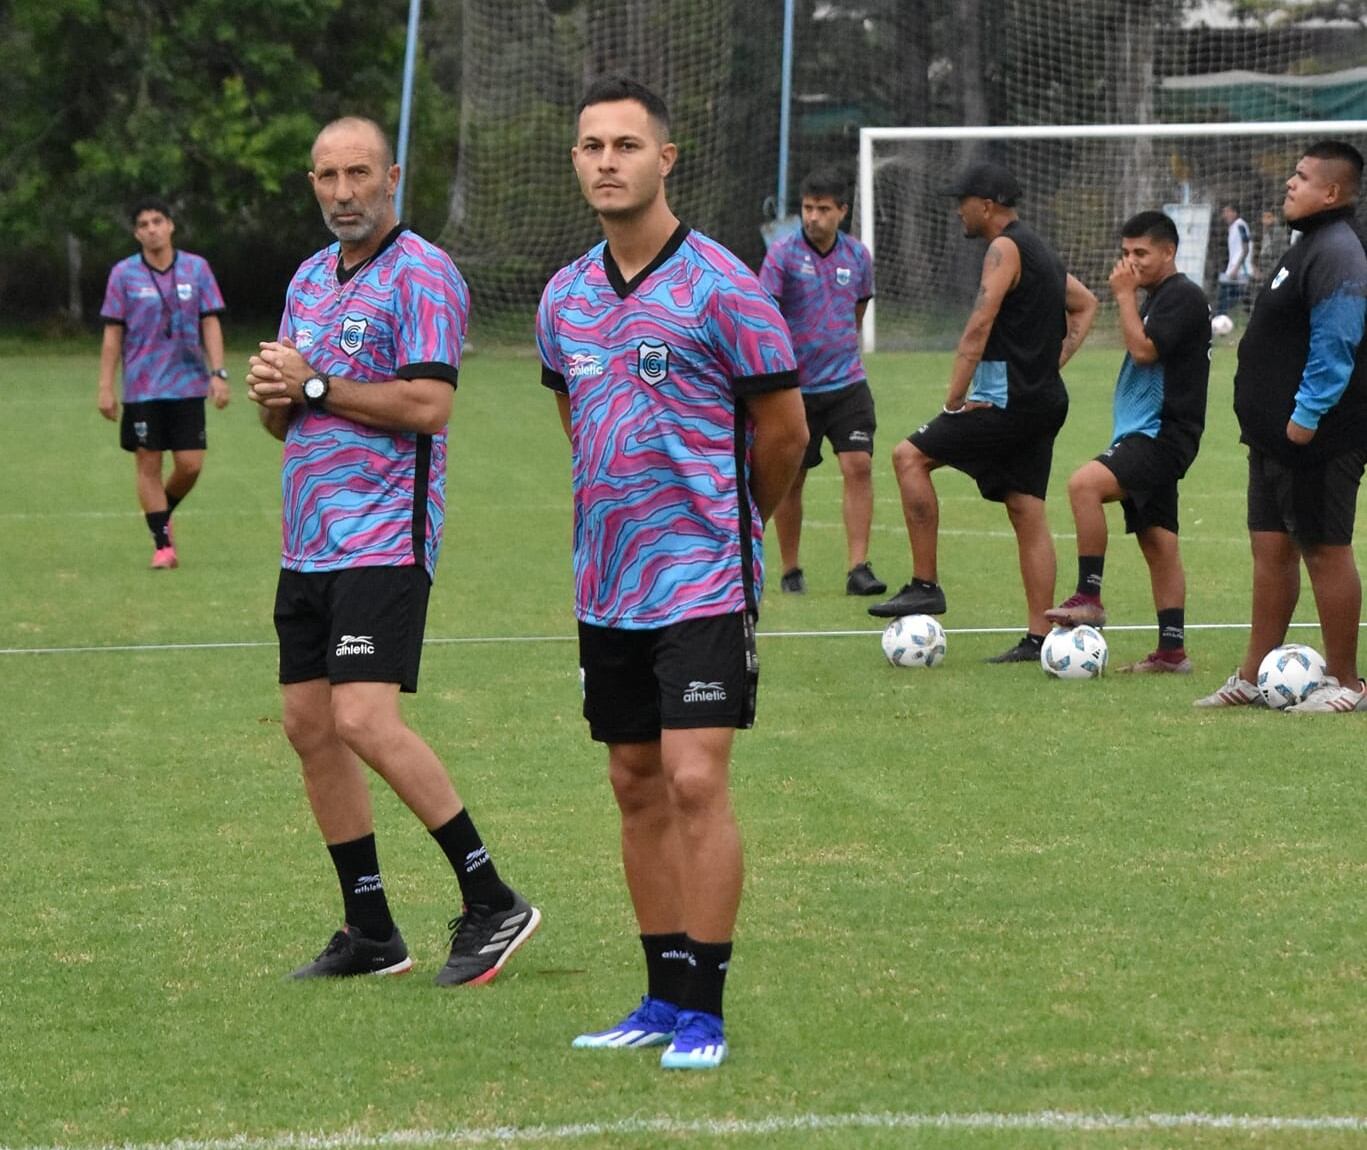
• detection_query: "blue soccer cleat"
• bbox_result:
[572,995,678,1049]
[659,1009,728,1070]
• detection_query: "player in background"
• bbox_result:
[1215,203,1253,321]
[1195,140,1367,713]
[869,161,1098,664]
[97,197,230,569]
[538,77,807,1070]
[1045,211,1211,672]
[247,116,539,982]
[758,169,885,597]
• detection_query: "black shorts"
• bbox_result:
[801,381,876,470]
[274,566,432,693]
[1246,445,1367,548]
[578,612,758,743]
[120,398,207,453]
[1096,435,1189,535]
[909,401,1067,502]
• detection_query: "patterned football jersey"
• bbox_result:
[278,227,467,579]
[758,229,872,394]
[99,251,226,402]
[537,225,798,629]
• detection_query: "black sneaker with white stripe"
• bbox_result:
[290,925,413,979]
[434,889,541,987]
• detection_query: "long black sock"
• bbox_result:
[326,833,396,940]
[145,510,171,548]
[1076,555,1105,597]
[641,932,691,1006]
[1158,608,1186,650]
[680,937,732,1019]
[430,809,515,911]
[165,490,184,515]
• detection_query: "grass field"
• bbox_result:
[3,339,1366,1149]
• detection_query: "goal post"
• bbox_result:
[857,120,1367,353]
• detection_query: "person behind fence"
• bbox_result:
[246,115,540,984]
[1195,140,1367,713]
[1215,202,1253,319]
[537,76,807,1070]
[97,197,230,569]
[869,160,1098,665]
[1045,210,1211,674]
[758,168,885,598]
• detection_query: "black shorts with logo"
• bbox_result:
[120,398,208,453]
[1096,435,1190,535]
[578,612,758,743]
[274,566,432,693]
[909,400,1067,502]
[1246,445,1367,548]
[801,380,876,470]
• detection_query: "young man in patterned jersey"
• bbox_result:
[537,78,808,1069]
[759,169,885,597]
[1045,211,1211,673]
[247,116,539,984]
[97,198,230,568]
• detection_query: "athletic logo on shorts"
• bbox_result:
[637,340,670,386]
[177,282,194,301]
[836,267,852,286]
[683,680,727,703]
[335,634,376,656]
[340,315,369,355]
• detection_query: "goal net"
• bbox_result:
[857,121,1367,352]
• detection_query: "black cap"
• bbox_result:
[944,161,1021,206]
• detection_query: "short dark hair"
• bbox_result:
[799,169,849,205]
[1121,210,1179,249]
[1304,139,1363,196]
[576,76,671,135]
[130,197,173,225]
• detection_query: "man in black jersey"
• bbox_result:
[1046,211,1211,673]
[870,161,1098,664]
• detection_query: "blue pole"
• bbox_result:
[777,0,795,219]
[395,0,422,219]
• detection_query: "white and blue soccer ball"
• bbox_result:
[1040,625,1108,679]
[881,614,947,668]
[1257,643,1327,709]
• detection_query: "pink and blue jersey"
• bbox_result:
[537,225,798,630]
[99,251,225,402]
[758,230,872,394]
[278,226,468,580]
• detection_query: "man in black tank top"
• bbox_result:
[870,161,1099,664]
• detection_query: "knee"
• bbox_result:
[666,762,728,822]
[281,699,335,759]
[841,452,873,482]
[177,456,204,481]
[330,695,393,754]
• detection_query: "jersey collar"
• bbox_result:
[603,222,691,299]
[336,223,407,284]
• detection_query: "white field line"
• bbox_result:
[0,621,1337,657]
[8,1109,1367,1150]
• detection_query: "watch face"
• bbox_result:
[305,378,325,399]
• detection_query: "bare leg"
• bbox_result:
[891,439,941,583]
[165,449,205,503]
[134,449,168,514]
[608,740,685,935]
[1136,526,1185,613]
[1003,492,1057,636]
[1238,531,1300,683]
[772,468,807,575]
[281,678,375,844]
[837,450,874,569]
[1303,542,1361,685]
[1068,460,1124,560]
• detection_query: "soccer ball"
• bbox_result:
[1211,313,1234,336]
[1040,625,1108,679]
[881,614,947,668]
[1257,643,1327,709]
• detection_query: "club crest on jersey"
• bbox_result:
[836,267,852,286]
[340,315,369,355]
[1271,268,1289,290]
[637,340,670,386]
[176,282,193,301]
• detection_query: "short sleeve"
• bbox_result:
[394,250,468,385]
[1145,281,1206,360]
[100,265,126,324]
[536,279,568,392]
[197,258,226,316]
[707,275,798,396]
[757,246,785,303]
[856,239,874,300]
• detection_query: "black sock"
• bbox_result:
[165,490,183,515]
[1076,555,1104,597]
[680,937,732,1019]
[913,576,940,590]
[145,510,171,549]
[1158,608,1185,650]
[641,932,691,1006]
[326,833,396,941]
[430,809,514,911]
[1024,633,1046,649]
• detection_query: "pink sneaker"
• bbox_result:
[1045,592,1107,628]
[1116,648,1193,674]
[151,545,178,569]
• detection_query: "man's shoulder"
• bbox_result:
[108,253,141,279]
[548,242,607,294]
[1158,273,1209,309]
[680,230,767,296]
[391,229,458,272]
[836,231,871,263]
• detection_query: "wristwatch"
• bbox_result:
[302,372,331,411]
[210,367,230,380]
